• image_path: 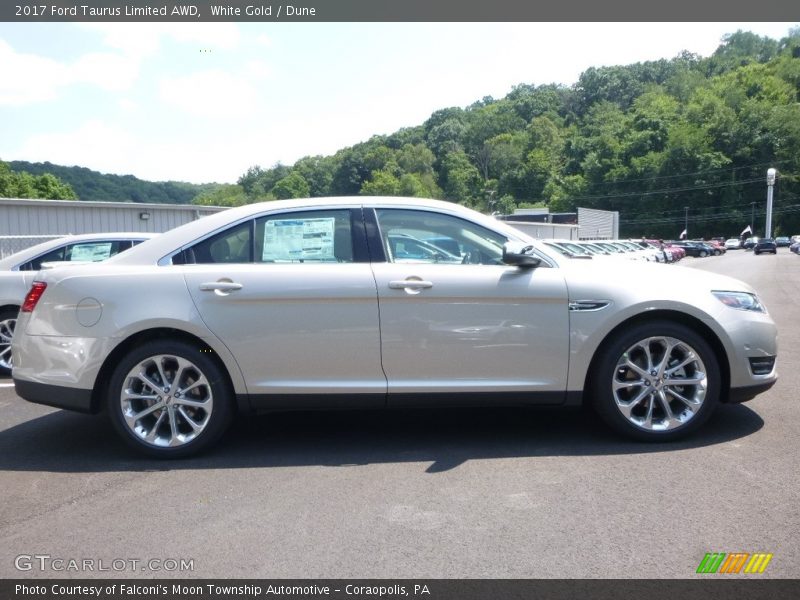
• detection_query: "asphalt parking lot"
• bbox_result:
[0,249,798,579]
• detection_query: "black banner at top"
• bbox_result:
[3,0,800,22]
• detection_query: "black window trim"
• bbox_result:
[167,207,370,266]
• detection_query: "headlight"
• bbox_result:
[712,291,765,313]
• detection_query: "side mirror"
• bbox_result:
[502,241,541,268]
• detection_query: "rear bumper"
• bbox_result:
[13,378,94,413]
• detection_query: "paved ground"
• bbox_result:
[0,249,798,579]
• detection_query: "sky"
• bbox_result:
[0,22,798,185]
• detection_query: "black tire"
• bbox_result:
[0,307,19,377]
[699,250,708,258]
[107,340,234,458]
[591,320,721,442]
[754,250,760,255]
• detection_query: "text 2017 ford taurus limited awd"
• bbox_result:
[11,198,777,457]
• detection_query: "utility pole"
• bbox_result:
[751,202,756,235]
[684,206,689,239]
[766,168,776,239]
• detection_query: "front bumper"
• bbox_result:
[727,379,777,404]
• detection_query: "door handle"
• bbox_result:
[388,280,433,290]
[199,281,243,292]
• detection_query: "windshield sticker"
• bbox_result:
[70,242,113,261]
[262,218,336,262]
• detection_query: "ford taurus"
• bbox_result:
[11,198,777,457]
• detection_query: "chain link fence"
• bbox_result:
[0,235,62,260]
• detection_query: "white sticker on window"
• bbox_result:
[70,242,113,262]
[262,218,336,262]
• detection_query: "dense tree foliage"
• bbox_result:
[7,161,216,204]
[0,160,77,200]
[10,29,800,239]
[213,29,800,238]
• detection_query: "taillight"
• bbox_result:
[21,282,47,313]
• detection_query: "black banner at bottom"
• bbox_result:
[2,580,800,600]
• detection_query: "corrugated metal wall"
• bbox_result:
[577,207,619,239]
[504,221,579,240]
[0,198,226,236]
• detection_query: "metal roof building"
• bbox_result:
[0,197,228,258]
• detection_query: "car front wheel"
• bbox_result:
[591,321,720,441]
[0,308,18,376]
[107,340,233,458]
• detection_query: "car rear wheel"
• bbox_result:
[107,340,233,458]
[591,321,720,441]
[0,308,18,376]
[699,250,708,257]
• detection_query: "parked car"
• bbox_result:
[12,198,777,457]
[669,241,711,258]
[724,238,742,250]
[790,241,800,254]
[0,232,156,376]
[753,238,778,255]
[775,237,791,248]
[743,237,759,250]
[663,243,685,261]
[705,240,726,255]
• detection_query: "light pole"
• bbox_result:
[766,168,776,238]
[751,202,756,235]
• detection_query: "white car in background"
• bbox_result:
[725,238,743,249]
[0,232,155,374]
[11,198,777,457]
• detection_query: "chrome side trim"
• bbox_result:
[568,300,611,312]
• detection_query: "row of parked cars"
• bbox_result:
[2,198,779,457]
[543,240,687,263]
[726,236,797,253]
[544,238,735,262]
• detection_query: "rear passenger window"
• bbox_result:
[19,239,141,270]
[255,210,352,263]
[175,210,354,265]
[67,242,114,261]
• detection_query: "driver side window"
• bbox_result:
[375,209,507,265]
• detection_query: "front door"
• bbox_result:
[369,207,570,405]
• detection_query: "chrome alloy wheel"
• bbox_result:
[120,354,214,448]
[0,316,15,371]
[612,336,707,431]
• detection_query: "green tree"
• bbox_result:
[360,170,401,196]
[271,172,310,199]
[0,160,76,199]
[192,184,249,207]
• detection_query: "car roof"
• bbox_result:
[0,232,157,270]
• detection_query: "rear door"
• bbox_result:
[182,207,385,408]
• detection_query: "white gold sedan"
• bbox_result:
[0,232,155,375]
[11,198,777,457]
